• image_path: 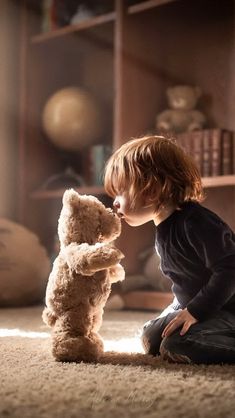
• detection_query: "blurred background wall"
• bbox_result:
[0,0,19,219]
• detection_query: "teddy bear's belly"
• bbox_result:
[171,110,193,131]
[53,269,111,310]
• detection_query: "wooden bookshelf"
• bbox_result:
[19,0,235,270]
[29,175,235,200]
[202,175,235,188]
[128,0,177,14]
[31,12,116,44]
[30,186,105,199]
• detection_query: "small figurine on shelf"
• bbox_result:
[155,85,207,134]
[70,3,94,25]
[39,167,85,191]
[69,1,110,25]
[52,0,81,27]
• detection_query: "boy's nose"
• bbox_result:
[113,199,120,210]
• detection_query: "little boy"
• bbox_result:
[104,135,235,364]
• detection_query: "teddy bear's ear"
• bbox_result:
[62,188,80,208]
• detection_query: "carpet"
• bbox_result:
[0,306,235,418]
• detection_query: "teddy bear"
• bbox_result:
[42,188,125,363]
[155,85,206,134]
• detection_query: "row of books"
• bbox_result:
[176,129,235,177]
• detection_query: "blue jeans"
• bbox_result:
[141,305,235,364]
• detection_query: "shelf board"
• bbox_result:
[30,186,106,199]
[202,175,235,188]
[31,12,116,44]
[128,0,178,14]
[31,176,235,199]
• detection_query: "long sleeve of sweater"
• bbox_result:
[185,214,235,320]
[155,202,235,321]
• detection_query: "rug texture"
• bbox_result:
[0,306,235,418]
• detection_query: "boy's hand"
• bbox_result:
[162,308,197,338]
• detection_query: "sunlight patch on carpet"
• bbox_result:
[104,336,144,353]
[0,328,50,338]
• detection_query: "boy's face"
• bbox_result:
[113,193,156,227]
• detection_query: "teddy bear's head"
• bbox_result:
[58,189,121,248]
[167,85,202,111]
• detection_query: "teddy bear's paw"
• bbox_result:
[52,333,104,363]
[42,307,57,327]
[156,120,172,132]
[105,246,124,263]
[81,244,124,274]
[188,122,202,131]
[109,263,125,283]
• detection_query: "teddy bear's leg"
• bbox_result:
[92,309,105,333]
[51,321,104,363]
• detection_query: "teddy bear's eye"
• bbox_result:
[106,208,114,215]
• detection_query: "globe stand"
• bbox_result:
[39,166,85,191]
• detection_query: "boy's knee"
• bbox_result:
[140,313,181,356]
[140,319,162,355]
[160,334,192,364]
[140,320,153,354]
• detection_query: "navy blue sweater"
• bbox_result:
[155,201,235,321]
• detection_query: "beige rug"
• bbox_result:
[0,306,235,418]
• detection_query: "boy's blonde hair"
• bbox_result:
[104,135,204,211]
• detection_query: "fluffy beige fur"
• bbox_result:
[156,85,206,133]
[42,189,125,363]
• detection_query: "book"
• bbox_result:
[176,130,204,173]
[176,128,235,177]
[175,132,184,149]
[176,132,191,155]
[89,145,112,186]
[191,130,203,174]
[41,0,57,32]
[41,0,53,33]
[210,128,222,176]
[222,130,233,175]
[233,132,235,174]
[202,129,211,177]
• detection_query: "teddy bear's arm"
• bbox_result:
[156,110,173,131]
[42,307,57,327]
[188,110,206,131]
[62,242,124,275]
